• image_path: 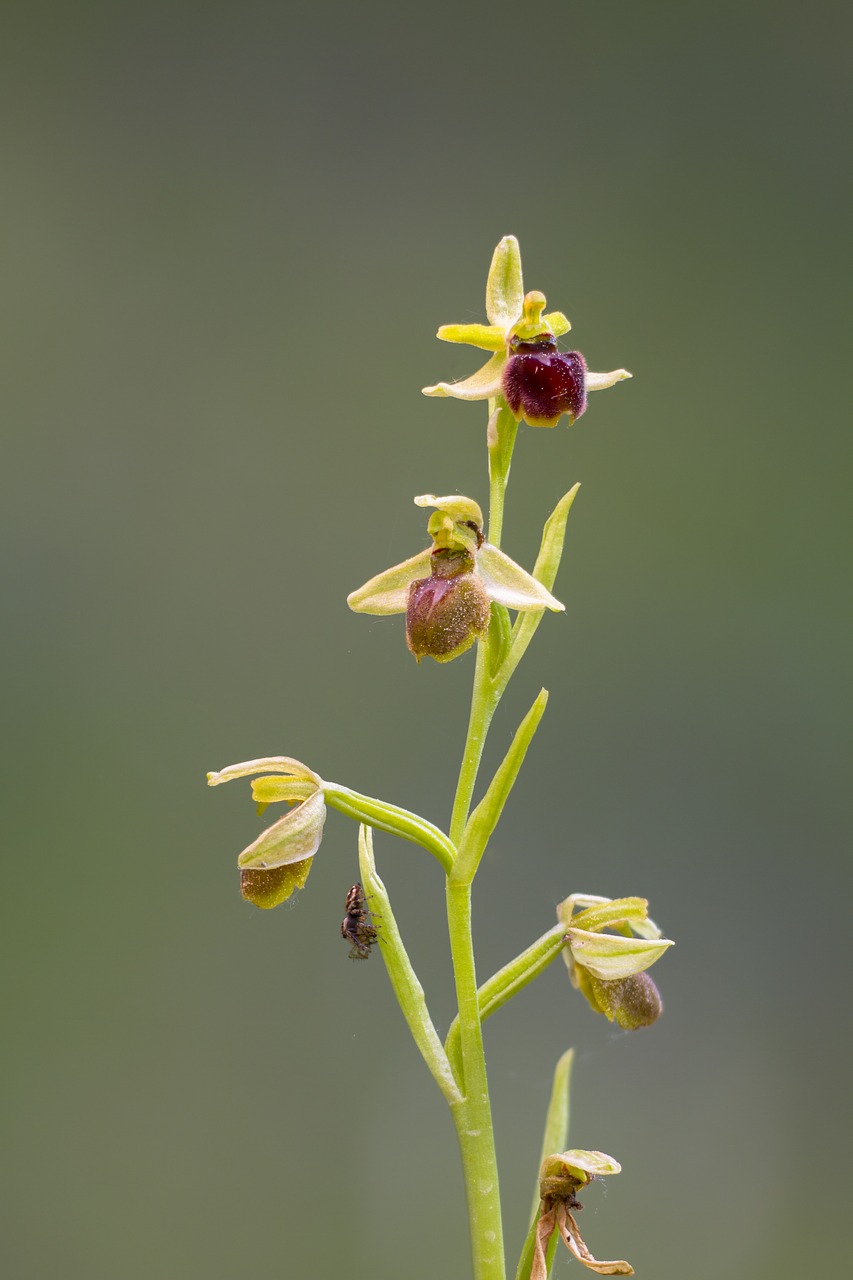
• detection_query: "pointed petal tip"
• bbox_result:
[586,368,632,393]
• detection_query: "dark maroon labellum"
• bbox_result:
[406,549,490,664]
[502,339,587,427]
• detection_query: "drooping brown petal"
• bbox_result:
[556,1202,634,1276]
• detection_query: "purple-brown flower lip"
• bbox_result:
[406,552,491,663]
[503,346,588,428]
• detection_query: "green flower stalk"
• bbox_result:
[207,237,670,1280]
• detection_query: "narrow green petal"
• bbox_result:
[544,311,571,337]
[477,543,564,612]
[437,323,505,351]
[486,235,524,329]
[586,368,632,392]
[207,756,322,787]
[250,777,316,806]
[568,897,655,937]
[347,547,431,615]
[237,790,326,869]
[422,352,505,401]
[566,928,674,980]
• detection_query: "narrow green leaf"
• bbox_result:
[500,485,581,691]
[533,1050,575,1220]
[532,483,581,593]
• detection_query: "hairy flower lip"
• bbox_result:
[503,347,588,428]
[406,566,491,663]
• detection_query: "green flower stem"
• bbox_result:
[444,924,566,1079]
[357,826,462,1106]
[444,397,550,1280]
[446,877,506,1280]
[515,1048,575,1280]
[325,782,456,873]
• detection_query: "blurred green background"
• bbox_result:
[2,1,850,1277]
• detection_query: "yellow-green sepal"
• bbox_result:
[564,927,673,980]
[347,548,432,615]
[422,351,505,401]
[237,788,326,871]
[540,1149,623,1188]
[207,755,322,788]
[486,234,524,329]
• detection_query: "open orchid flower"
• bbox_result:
[347,493,563,662]
[206,757,325,908]
[423,235,630,427]
[559,893,674,1029]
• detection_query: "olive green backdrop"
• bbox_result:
[3,2,850,1277]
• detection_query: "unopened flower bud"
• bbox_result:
[503,338,587,427]
[406,548,491,663]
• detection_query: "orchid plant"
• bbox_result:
[208,237,673,1280]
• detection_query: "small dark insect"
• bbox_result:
[340,882,379,960]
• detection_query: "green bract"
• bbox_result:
[347,493,564,619]
[422,234,630,413]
